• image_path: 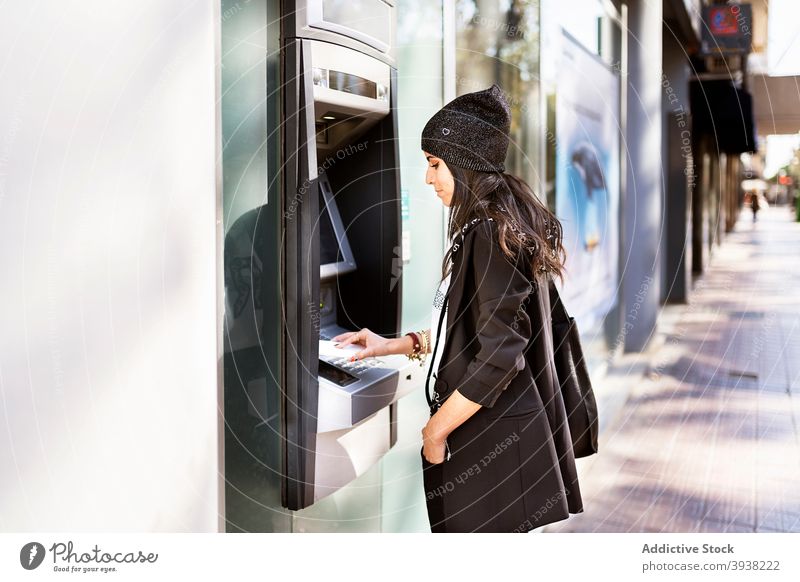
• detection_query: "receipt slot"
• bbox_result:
[281,0,421,509]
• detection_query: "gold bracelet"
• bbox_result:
[406,329,429,367]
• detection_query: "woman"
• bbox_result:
[334,84,583,532]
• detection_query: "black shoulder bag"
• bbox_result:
[549,278,599,458]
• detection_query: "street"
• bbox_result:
[548,204,800,532]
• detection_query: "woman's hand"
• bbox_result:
[421,423,447,464]
[332,328,412,360]
[420,391,483,464]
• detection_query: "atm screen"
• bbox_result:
[319,190,341,266]
[318,173,357,279]
[318,359,358,387]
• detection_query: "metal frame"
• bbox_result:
[281,38,321,510]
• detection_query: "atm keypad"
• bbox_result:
[331,358,383,371]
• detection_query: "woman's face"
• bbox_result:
[423,151,454,207]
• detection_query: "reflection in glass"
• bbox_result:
[221,0,289,533]
[455,0,542,189]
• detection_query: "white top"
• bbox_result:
[429,273,451,380]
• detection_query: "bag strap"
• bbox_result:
[424,293,449,409]
[548,277,571,325]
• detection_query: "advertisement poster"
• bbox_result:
[555,30,620,332]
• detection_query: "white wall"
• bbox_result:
[0,1,221,531]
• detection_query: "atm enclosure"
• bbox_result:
[280,0,422,510]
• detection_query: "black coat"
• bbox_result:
[421,218,584,533]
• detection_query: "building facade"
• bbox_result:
[0,0,759,533]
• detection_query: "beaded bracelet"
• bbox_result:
[405,330,428,366]
[405,331,421,354]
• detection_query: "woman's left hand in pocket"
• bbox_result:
[421,425,447,464]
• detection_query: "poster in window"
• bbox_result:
[555,30,620,333]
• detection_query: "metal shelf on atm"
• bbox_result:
[316,352,424,433]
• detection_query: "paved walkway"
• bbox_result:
[547,204,800,532]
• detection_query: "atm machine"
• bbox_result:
[281,0,422,510]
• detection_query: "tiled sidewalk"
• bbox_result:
[547,204,800,533]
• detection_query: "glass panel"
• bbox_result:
[541,0,622,209]
[380,0,448,533]
[539,0,622,341]
[455,0,542,191]
[320,0,394,50]
[292,463,384,532]
[558,0,605,56]
[221,0,289,533]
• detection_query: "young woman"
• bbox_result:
[333,84,584,533]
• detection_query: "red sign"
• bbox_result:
[708,6,739,36]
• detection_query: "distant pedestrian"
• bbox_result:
[751,192,760,222]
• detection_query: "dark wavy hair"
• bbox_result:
[441,165,566,284]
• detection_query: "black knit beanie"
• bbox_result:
[421,83,511,173]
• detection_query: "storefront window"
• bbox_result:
[455,0,542,191]
[539,0,623,331]
[541,0,622,210]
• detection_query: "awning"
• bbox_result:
[690,80,757,154]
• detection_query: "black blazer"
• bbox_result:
[435,219,547,413]
[431,218,583,516]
